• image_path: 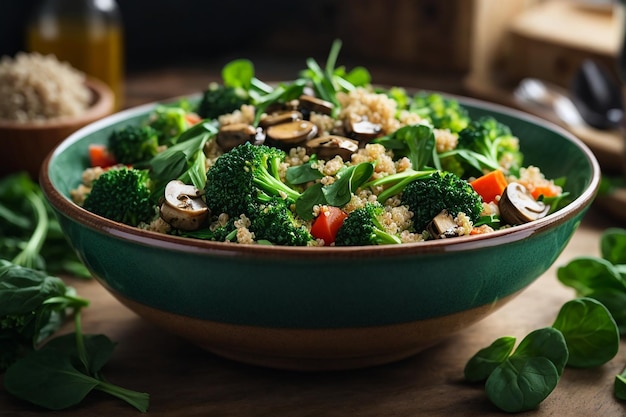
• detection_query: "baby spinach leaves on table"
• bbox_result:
[484,328,567,414]
[464,336,515,383]
[616,367,626,401]
[4,318,149,412]
[0,260,88,371]
[465,297,619,413]
[558,227,626,402]
[0,260,149,411]
[552,297,619,368]
[557,228,626,335]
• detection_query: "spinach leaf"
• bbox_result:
[145,123,217,193]
[601,228,626,265]
[1,260,148,411]
[286,155,324,185]
[586,289,626,335]
[558,230,626,336]
[512,326,568,375]
[484,327,567,413]
[322,162,374,207]
[295,183,325,221]
[4,332,149,412]
[373,124,435,170]
[615,366,626,400]
[0,260,89,351]
[557,257,626,295]
[464,336,515,382]
[222,59,254,90]
[486,355,560,413]
[294,162,375,220]
[299,39,368,118]
[552,297,619,368]
[5,348,102,410]
[343,66,371,88]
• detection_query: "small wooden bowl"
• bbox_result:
[0,77,114,179]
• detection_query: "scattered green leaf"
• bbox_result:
[552,297,619,368]
[484,328,567,413]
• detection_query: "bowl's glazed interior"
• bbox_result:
[41,95,600,371]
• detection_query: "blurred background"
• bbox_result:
[1,0,622,100]
[1,0,624,180]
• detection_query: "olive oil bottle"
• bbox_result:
[26,0,124,109]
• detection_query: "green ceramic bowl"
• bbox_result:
[40,96,600,371]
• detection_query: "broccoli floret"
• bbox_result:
[401,171,483,232]
[148,104,191,146]
[197,82,250,120]
[250,196,312,246]
[204,142,300,218]
[335,202,401,246]
[410,92,471,133]
[203,143,310,245]
[108,125,159,165]
[82,167,155,227]
[442,116,523,178]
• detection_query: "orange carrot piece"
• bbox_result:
[470,169,508,203]
[530,185,559,200]
[185,112,202,126]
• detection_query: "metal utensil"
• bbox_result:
[569,59,624,130]
[513,78,586,128]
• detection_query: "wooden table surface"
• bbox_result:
[2,65,626,416]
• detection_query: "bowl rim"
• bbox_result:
[40,93,601,259]
[0,77,114,130]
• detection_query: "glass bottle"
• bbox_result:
[26,0,124,109]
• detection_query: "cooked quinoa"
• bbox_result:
[71,71,564,247]
[0,52,91,122]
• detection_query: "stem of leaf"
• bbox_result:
[73,310,89,374]
[12,191,48,269]
[95,381,150,413]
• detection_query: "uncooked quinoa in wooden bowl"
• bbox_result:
[0,52,114,179]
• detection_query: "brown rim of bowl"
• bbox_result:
[40,95,601,260]
[0,77,114,130]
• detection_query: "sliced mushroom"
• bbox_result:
[426,210,461,239]
[305,135,359,160]
[160,180,209,231]
[217,123,265,151]
[499,182,549,225]
[298,95,334,116]
[259,110,303,129]
[266,120,318,148]
[344,117,382,143]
